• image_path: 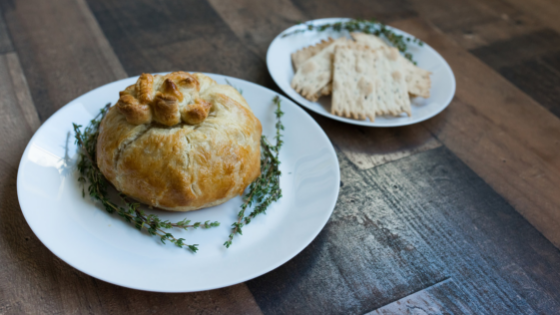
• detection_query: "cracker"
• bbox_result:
[332,44,377,120]
[351,32,431,98]
[332,44,410,120]
[350,32,389,50]
[291,37,348,102]
[400,57,431,98]
[373,47,411,117]
[291,38,334,71]
[291,38,336,96]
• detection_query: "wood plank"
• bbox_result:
[411,0,560,121]
[503,0,560,35]
[470,29,560,69]
[53,275,263,315]
[289,0,417,22]
[0,6,13,54]
[247,147,560,314]
[470,30,560,117]
[0,52,66,315]
[75,0,128,81]
[390,17,560,248]
[498,55,560,118]
[5,53,40,132]
[1,0,127,121]
[208,0,306,58]
[313,114,442,169]
[410,0,543,50]
[0,53,38,164]
[368,279,476,314]
[85,0,272,87]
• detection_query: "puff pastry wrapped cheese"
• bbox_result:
[96,72,262,211]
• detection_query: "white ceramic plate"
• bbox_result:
[267,18,456,127]
[17,73,340,292]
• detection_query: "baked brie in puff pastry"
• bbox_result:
[96,72,262,211]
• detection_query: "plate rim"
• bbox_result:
[266,17,456,127]
[16,72,341,292]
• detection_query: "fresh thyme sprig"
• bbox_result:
[73,104,219,253]
[224,96,284,248]
[282,18,423,63]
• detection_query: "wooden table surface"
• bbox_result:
[2,0,560,314]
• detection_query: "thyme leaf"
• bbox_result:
[224,96,284,248]
[282,18,423,64]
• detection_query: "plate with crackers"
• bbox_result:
[267,18,456,127]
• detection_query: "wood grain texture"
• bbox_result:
[367,279,475,314]
[314,114,442,169]
[1,0,127,121]
[0,52,66,314]
[390,18,560,249]
[75,0,128,81]
[409,0,543,50]
[410,0,560,121]
[5,53,40,132]
[503,0,560,34]
[470,29,560,69]
[247,147,560,314]
[86,0,273,87]
[0,6,13,54]
[208,0,306,58]
[290,0,417,22]
[470,30,560,117]
[0,53,38,163]
[496,54,560,118]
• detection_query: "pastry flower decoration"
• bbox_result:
[117,71,212,126]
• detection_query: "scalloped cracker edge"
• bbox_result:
[351,32,431,98]
[332,44,411,121]
[291,37,349,102]
[291,38,335,71]
[332,44,377,120]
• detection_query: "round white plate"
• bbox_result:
[17,73,340,292]
[267,18,456,127]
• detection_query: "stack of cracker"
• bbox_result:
[290,33,431,121]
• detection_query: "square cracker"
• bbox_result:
[400,57,431,98]
[291,37,348,101]
[374,46,411,117]
[351,32,431,98]
[350,32,388,50]
[291,38,335,97]
[332,44,411,121]
[291,38,334,71]
[332,44,377,120]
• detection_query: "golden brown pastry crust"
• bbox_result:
[97,72,262,211]
[116,94,152,125]
[181,98,212,125]
[136,73,155,104]
[152,93,181,126]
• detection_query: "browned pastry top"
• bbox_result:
[96,72,262,211]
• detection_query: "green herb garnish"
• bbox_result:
[224,96,284,248]
[73,104,219,253]
[75,94,285,252]
[282,18,423,64]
